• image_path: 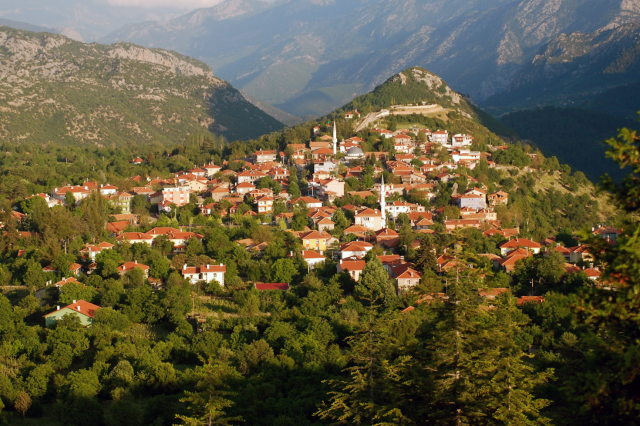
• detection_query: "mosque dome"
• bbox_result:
[346,147,364,156]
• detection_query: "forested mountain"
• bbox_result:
[501,107,639,182]
[0,26,284,145]
[103,0,640,116]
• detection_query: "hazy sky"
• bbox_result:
[105,0,225,8]
[104,0,276,8]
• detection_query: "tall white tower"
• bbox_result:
[380,174,386,229]
[332,121,337,155]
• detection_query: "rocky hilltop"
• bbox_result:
[0,26,283,145]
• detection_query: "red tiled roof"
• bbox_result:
[340,260,366,271]
[479,288,509,298]
[117,261,150,272]
[44,300,100,318]
[181,264,226,274]
[517,296,545,305]
[255,283,290,291]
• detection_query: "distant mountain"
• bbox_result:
[0,0,209,42]
[0,18,59,34]
[501,106,639,182]
[482,22,640,115]
[103,0,640,117]
[0,26,283,145]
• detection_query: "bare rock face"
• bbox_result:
[621,0,640,13]
[56,27,84,42]
[107,44,219,81]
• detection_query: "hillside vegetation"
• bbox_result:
[0,26,284,145]
[336,67,517,140]
[501,106,639,182]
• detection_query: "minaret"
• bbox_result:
[332,121,337,155]
[380,175,386,228]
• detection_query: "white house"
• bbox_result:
[296,251,326,270]
[99,184,118,196]
[452,134,474,147]
[452,149,481,164]
[181,264,227,286]
[384,201,414,219]
[340,241,373,259]
[431,130,449,145]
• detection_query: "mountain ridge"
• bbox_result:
[482,21,640,114]
[0,25,284,145]
[102,0,640,117]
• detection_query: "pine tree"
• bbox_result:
[317,258,411,425]
[176,358,242,426]
[421,268,495,425]
[355,257,397,307]
[414,237,438,273]
[487,292,553,425]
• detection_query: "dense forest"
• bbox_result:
[500,107,639,182]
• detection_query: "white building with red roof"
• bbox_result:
[99,184,119,196]
[181,263,226,285]
[51,186,91,204]
[291,250,326,269]
[339,241,373,259]
[499,238,542,256]
[396,267,422,292]
[431,130,449,145]
[452,134,474,147]
[201,163,222,178]
[79,242,114,261]
[237,170,268,184]
[254,149,277,164]
[44,300,101,327]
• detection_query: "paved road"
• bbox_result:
[354,110,390,133]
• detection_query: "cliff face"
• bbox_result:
[0,26,283,145]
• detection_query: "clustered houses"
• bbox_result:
[28,114,616,327]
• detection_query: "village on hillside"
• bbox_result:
[3,115,617,326]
